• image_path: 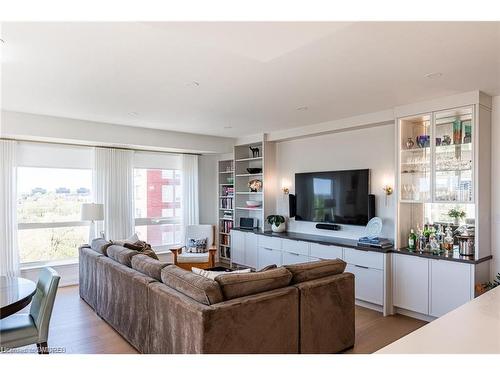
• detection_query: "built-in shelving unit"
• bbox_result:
[218,159,234,263]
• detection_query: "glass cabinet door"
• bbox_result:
[433,107,473,203]
[399,114,431,202]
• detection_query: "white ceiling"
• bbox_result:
[1,22,500,138]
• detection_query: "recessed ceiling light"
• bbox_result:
[187,81,200,87]
[296,106,308,111]
[224,126,232,129]
[425,72,443,79]
[0,39,5,44]
[128,112,139,117]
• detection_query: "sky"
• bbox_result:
[17,167,92,194]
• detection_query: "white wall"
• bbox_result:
[1,111,235,154]
[275,123,396,240]
[491,95,500,277]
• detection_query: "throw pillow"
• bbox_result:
[186,237,208,253]
[124,240,159,260]
[192,267,251,280]
[112,233,140,246]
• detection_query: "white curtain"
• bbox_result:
[93,148,135,240]
[0,140,19,277]
[182,154,199,227]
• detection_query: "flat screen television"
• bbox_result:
[295,169,370,226]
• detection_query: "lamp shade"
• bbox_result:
[81,203,104,221]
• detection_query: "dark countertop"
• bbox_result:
[232,228,492,265]
[232,228,393,253]
[393,247,492,265]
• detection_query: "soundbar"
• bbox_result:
[316,223,341,231]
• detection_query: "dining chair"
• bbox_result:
[0,267,60,354]
[170,225,217,271]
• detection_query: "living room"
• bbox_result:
[1,1,500,372]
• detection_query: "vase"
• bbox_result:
[453,217,460,225]
[271,223,286,233]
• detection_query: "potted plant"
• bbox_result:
[267,215,286,233]
[448,208,466,225]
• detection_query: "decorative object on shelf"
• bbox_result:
[448,208,466,225]
[249,146,260,158]
[452,119,462,145]
[365,217,383,239]
[227,177,234,184]
[248,179,262,192]
[416,135,429,148]
[267,215,286,233]
[245,200,262,208]
[405,137,415,149]
[435,137,442,146]
[463,120,472,143]
[442,134,452,145]
[246,167,262,174]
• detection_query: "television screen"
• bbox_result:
[295,169,370,226]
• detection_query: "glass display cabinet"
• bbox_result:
[397,105,476,249]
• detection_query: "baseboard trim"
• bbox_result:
[394,307,436,322]
[355,299,383,313]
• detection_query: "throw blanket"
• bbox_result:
[123,240,159,260]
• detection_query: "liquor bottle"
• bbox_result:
[408,229,417,250]
[418,228,426,252]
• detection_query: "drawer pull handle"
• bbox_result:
[354,265,369,269]
[288,252,300,256]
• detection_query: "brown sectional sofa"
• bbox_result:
[78,240,355,354]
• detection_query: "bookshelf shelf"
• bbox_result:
[218,158,234,264]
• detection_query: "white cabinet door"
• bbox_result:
[393,254,429,315]
[283,251,309,265]
[231,230,245,265]
[309,243,343,260]
[258,247,282,269]
[429,260,472,317]
[244,232,258,269]
[346,264,383,305]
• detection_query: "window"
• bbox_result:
[17,167,92,264]
[134,168,182,251]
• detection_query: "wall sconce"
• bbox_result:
[281,178,290,195]
[382,185,393,206]
[382,185,393,196]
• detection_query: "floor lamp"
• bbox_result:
[81,203,104,244]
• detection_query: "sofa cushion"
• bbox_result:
[161,265,224,305]
[107,245,139,267]
[91,238,112,255]
[131,254,170,281]
[285,259,346,284]
[215,267,292,300]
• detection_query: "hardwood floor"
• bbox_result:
[5,285,426,354]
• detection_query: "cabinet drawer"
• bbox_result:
[344,248,383,270]
[345,264,383,305]
[258,236,282,250]
[283,252,310,265]
[310,243,343,260]
[258,247,282,269]
[281,239,309,256]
